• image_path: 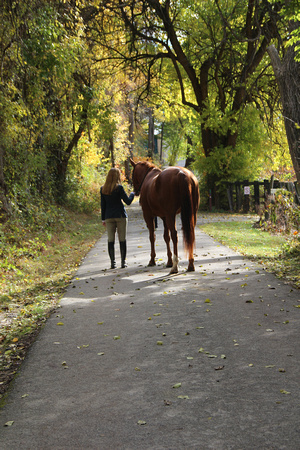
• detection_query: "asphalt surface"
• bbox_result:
[1,202,299,449]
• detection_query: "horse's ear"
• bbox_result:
[130,158,136,167]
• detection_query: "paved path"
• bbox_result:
[1,203,299,449]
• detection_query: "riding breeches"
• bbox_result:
[105,217,128,243]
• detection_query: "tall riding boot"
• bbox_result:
[120,241,127,268]
[108,242,116,269]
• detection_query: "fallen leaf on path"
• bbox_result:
[113,336,121,340]
[172,383,182,388]
[178,395,190,399]
[57,322,64,326]
[214,366,225,371]
[4,421,14,427]
[157,341,163,345]
[137,420,147,425]
[280,389,291,395]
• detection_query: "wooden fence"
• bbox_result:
[226,178,300,213]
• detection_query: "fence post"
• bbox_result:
[263,179,270,221]
[263,179,270,195]
[235,182,241,211]
[243,180,250,213]
[227,183,234,211]
[254,181,260,212]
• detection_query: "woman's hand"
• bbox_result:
[102,221,106,226]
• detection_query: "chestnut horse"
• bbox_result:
[130,159,200,273]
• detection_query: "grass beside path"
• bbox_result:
[200,220,300,290]
[0,210,104,400]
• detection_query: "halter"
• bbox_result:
[134,166,153,195]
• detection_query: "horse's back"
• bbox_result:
[157,167,198,198]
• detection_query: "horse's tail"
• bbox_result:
[179,172,200,254]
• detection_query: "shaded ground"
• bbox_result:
[0,204,299,449]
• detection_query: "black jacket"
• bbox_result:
[101,185,134,221]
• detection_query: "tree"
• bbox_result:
[82,0,284,205]
[267,0,300,183]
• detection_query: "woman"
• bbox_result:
[101,167,135,269]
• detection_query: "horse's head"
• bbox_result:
[130,158,155,194]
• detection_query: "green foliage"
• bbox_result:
[193,106,268,183]
[0,0,296,218]
[8,186,64,230]
[282,1,300,61]
[65,173,103,214]
[163,121,187,165]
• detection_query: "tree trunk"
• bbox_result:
[0,146,11,220]
[109,137,115,167]
[267,43,300,183]
[147,108,155,158]
[125,103,134,180]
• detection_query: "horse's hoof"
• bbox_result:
[187,265,195,272]
[166,262,173,268]
[169,268,178,275]
[148,261,156,267]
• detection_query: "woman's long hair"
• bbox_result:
[102,168,121,195]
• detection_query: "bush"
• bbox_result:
[264,189,300,235]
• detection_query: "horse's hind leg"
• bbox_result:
[162,219,173,267]
[146,217,156,266]
[187,229,195,272]
[169,219,178,274]
[187,253,195,272]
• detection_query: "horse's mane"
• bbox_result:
[137,159,159,170]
